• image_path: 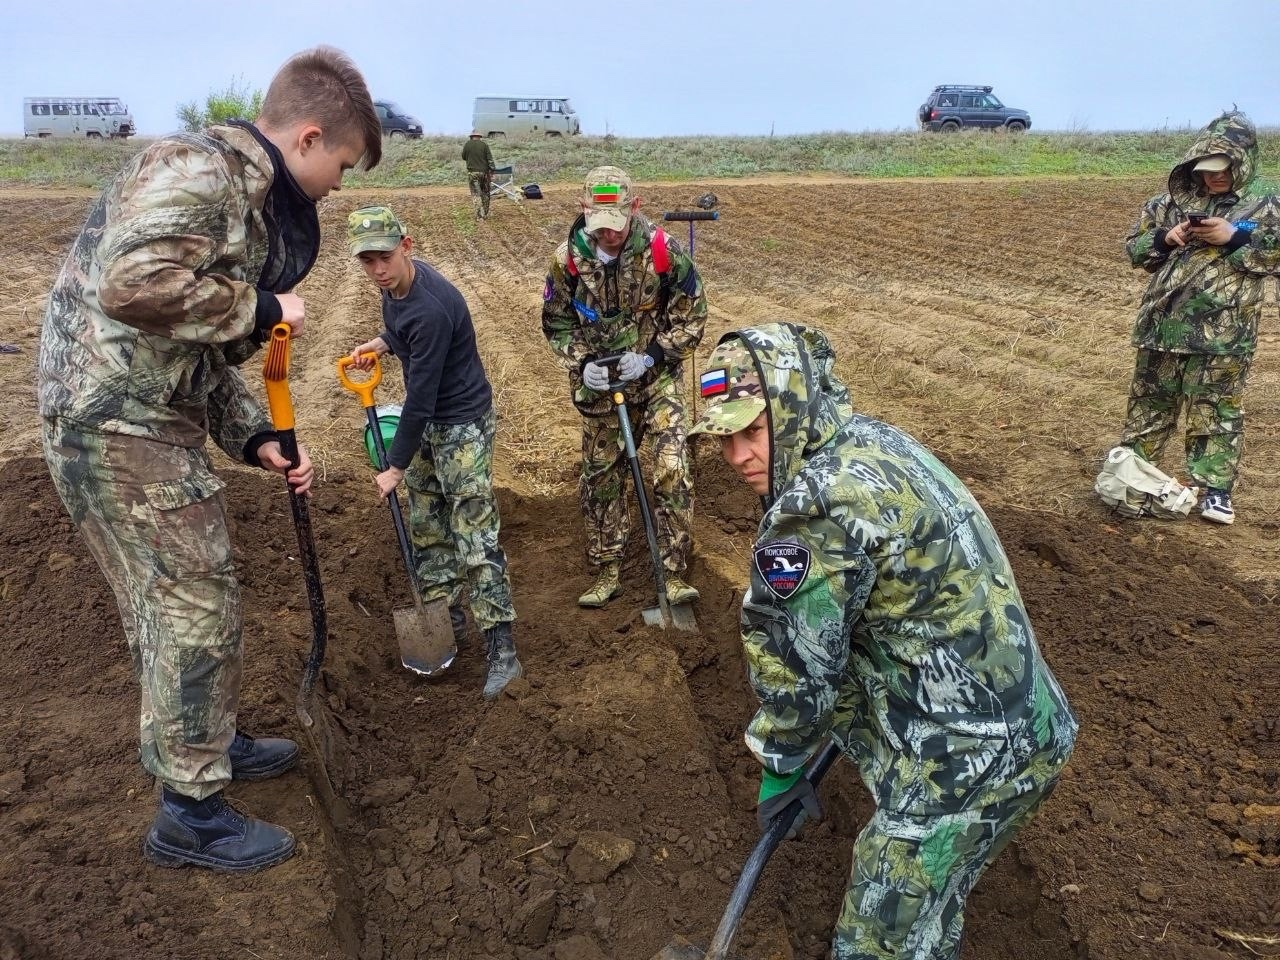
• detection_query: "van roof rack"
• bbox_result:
[932,84,993,94]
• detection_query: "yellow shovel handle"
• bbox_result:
[336,354,382,408]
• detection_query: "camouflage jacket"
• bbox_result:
[1125,111,1278,355]
[541,213,707,416]
[38,123,309,459]
[732,323,1077,815]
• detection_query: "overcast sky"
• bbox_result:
[2,0,1278,138]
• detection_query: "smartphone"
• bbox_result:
[1186,212,1210,226]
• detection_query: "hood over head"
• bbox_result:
[690,322,853,505]
[1169,110,1257,209]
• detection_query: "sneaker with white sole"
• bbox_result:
[1200,488,1235,524]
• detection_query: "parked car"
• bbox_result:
[375,100,423,139]
[917,85,1031,132]
[23,97,134,139]
[472,97,579,138]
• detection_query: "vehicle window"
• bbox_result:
[550,101,561,113]
[52,103,69,116]
[376,105,388,119]
[939,94,957,107]
[32,103,48,116]
[959,95,977,108]
[979,95,1000,108]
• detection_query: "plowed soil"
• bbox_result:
[0,178,1273,960]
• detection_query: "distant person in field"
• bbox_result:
[1112,110,1278,525]
[345,205,523,700]
[691,322,1077,960]
[462,130,495,220]
[38,46,382,873]
[541,165,707,609]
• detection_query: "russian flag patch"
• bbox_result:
[700,368,729,397]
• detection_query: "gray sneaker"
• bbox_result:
[482,623,523,699]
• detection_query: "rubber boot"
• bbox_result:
[229,730,299,781]
[143,787,295,873]
[449,603,470,646]
[664,574,700,605]
[482,622,522,700]
[577,562,622,608]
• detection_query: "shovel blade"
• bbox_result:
[642,602,699,632]
[650,938,714,960]
[394,598,457,676]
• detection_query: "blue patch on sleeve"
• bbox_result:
[678,265,701,297]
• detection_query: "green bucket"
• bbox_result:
[363,404,402,469]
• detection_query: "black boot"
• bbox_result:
[482,622,522,700]
[229,730,299,781]
[143,787,295,872]
[449,604,469,646]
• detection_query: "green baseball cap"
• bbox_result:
[688,338,766,436]
[348,205,406,255]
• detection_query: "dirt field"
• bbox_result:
[0,178,1273,960]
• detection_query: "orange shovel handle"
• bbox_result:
[336,354,383,408]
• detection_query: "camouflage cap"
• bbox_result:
[582,165,633,234]
[688,338,766,436]
[348,206,406,255]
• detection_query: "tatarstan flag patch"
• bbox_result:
[591,184,621,203]
[700,368,728,397]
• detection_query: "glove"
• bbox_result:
[617,351,653,382]
[757,769,821,838]
[582,361,611,392]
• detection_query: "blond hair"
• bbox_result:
[258,46,382,169]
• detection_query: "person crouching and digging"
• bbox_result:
[346,205,522,699]
[690,323,1078,959]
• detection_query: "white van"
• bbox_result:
[24,97,135,139]
[472,97,579,137]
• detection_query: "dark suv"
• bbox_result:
[918,85,1031,132]
[375,100,423,139]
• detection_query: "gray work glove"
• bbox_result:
[617,351,653,382]
[582,361,611,392]
[757,769,821,838]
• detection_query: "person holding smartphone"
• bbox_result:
[1113,110,1276,525]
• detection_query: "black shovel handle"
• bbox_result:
[362,407,420,595]
[663,210,719,221]
[277,428,328,700]
[705,741,841,960]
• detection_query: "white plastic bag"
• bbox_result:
[1094,447,1197,519]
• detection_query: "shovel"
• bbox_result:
[596,355,697,632]
[337,354,457,676]
[262,323,338,804]
[653,741,841,960]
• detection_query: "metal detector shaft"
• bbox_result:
[662,211,720,222]
[611,388,674,627]
[705,742,841,960]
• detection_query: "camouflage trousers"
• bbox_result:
[406,409,515,630]
[468,172,491,218]
[42,418,240,800]
[1121,347,1252,492]
[832,779,1059,959]
[579,377,692,573]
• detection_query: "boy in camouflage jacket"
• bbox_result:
[690,323,1077,959]
[1118,110,1279,524]
[38,47,381,872]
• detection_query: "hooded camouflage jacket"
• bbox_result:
[541,213,706,416]
[1125,111,1278,355]
[733,323,1077,816]
[38,123,314,460]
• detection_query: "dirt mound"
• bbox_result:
[0,446,1268,960]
